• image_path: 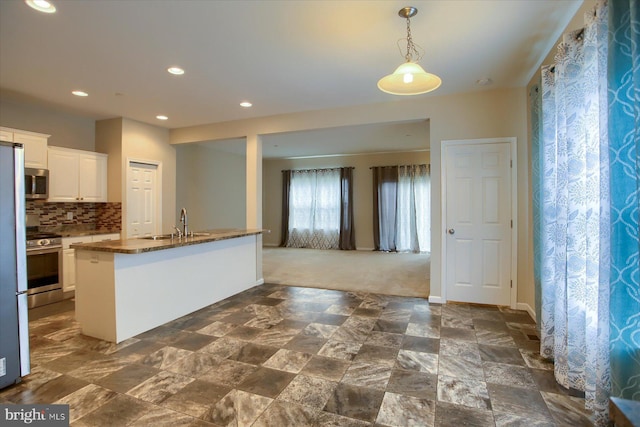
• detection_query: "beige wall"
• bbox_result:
[263,151,430,249]
[122,118,176,234]
[96,117,176,235]
[95,118,123,202]
[0,98,95,150]
[170,87,530,307]
[176,144,246,231]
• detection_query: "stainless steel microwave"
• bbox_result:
[25,168,48,199]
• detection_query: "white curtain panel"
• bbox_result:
[414,165,431,252]
[396,165,430,252]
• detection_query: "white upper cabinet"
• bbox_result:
[0,127,50,169]
[0,128,13,142]
[78,153,107,202]
[48,146,107,202]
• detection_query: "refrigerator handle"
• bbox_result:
[15,152,26,294]
[14,146,30,376]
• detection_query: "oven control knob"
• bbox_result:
[39,239,49,246]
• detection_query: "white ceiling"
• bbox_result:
[0,0,582,157]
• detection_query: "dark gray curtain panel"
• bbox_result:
[372,166,398,251]
[339,167,356,250]
[279,170,292,247]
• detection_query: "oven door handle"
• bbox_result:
[26,247,62,256]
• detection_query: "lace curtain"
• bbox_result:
[536,0,610,423]
[532,0,640,423]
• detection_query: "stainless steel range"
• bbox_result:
[26,228,62,308]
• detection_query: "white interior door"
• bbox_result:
[445,141,512,306]
[127,161,158,238]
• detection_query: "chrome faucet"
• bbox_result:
[179,208,188,237]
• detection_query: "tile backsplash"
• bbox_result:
[26,201,121,230]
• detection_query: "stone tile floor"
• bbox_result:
[0,284,594,426]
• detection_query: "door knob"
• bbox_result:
[448,228,455,235]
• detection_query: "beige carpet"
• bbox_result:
[262,247,430,298]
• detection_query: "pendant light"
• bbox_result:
[377,6,441,95]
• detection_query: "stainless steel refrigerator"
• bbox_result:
[0,141,30,389]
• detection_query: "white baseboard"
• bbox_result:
[428,296,444,304]
[517,302,536,322]
[256,278,265,285]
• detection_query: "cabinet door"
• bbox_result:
[14,133,48,168]
[48,148,79,202]
[62,248,76,292]
[78,153,107,202]
[62,236,93,292]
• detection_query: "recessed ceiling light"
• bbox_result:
[156,115,168,120]
[240,101,252,108]
[167,67,185,75]
[72,90,88,97]
[25,0,56,13]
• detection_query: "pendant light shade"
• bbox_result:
[378,6,441,96]
[377,61,441,95]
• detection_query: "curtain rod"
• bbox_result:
[281,167,354,172]
[369,164,428,169]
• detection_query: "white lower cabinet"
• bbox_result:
[62,248,80,293]
[62,233,120,293]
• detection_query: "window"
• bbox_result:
[287,168,341,249]
[373,164,430,253]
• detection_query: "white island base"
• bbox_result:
[75,234,261,343]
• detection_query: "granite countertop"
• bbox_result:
[58,229,121,238]
[70,228,266,254]
[39,225,121,238]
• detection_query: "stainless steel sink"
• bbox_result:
[141,234,175,240]
[141,231,210,241]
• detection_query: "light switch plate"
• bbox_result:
[67,212,73,220]
[0,357,6,377]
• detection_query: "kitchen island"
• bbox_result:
[72,229,265,343]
